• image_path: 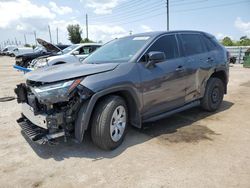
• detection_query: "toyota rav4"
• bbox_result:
[15,31,229,150]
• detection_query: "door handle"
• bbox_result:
[176,65,184,71]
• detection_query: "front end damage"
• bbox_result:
[15,79,93,144]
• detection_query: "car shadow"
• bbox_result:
[22,100,234,161]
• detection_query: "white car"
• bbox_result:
[11,47,34,57]
[31,43,101,69]
[2,45,17,56]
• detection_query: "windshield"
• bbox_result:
[59,44,79,54]
[34,46,45,52]
[83,36,151,64]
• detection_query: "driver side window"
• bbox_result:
[78,46,92,55]
[141,35,179,62]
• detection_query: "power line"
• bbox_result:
[174,0,250,13]
[91,0,249,26]
[90,0,209,20]
[90,1,165,20]
[89,0,227,23]
[90,4,165,23]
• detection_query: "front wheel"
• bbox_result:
[91,96,128,150]
[201,77,224,112]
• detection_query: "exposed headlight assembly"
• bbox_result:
[34,58,48,69]
[32,79,83,104]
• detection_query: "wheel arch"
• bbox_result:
[75,87,141,142]
[210,70,228,94]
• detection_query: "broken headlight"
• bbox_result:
[32,79,82,104]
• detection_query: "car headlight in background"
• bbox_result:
[32,79,82,104]
[34,58,48,69]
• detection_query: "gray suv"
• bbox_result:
[15,31,229,150]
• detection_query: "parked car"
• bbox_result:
[15,31,229,150]
[9,47,34,57]
[15,39,70,68]
[29,43,101,69]
[1,45,17,56]
[0,48,6,55]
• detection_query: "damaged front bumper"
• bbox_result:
[17,102,66,144]
[15,79,93,144]
[17,116,65,144]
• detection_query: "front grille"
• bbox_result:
[26,80,44,87]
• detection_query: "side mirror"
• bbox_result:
[146,51,166,68]
[72,51,79,56]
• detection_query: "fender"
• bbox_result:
[75,85,142,142]
[200,66,228,97]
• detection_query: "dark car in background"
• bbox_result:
[15,39,70,68]
[15,31,229,150]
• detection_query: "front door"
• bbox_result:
[138,34,188,119]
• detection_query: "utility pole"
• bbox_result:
[24,34,27,45]
[86,14,89,40]
[166,0,169,31]
[15,37,18,46]
[48,25,52,43]
[34,31,37,46]
[56,27,59,44]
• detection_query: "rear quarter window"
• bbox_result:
[201,35,218,51]
[180,34,206,56]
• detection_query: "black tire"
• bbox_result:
[91,95,128,150]
[201,77,224,112]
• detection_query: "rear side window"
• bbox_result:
[146,35,179,60]
[181,34,205,56]
[201,35,217,51]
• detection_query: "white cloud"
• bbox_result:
[49,1,72,15]
[88,24,127,42]
[46,19,127,44]
[85,0,120,15]
[234,17,250,36]
[216,33,233,40]
[0,0,55,28]
[141,25,153,32]
[49,19,81,44]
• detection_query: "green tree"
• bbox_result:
[81,38,94,43]
[67,24,82,44]
[238,36,250,46]
[24,44,31,47]
[221,37,234,46]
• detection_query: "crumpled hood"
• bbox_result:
[25,62,119,83]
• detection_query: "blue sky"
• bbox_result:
[0,0,249,47]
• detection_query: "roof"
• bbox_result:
[77,43,102,46]
[129,30,212,38]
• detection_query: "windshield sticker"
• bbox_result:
[133,37,150,41]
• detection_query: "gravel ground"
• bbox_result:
[0,56,250,188]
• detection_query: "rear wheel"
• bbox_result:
[91,96,128,150]
[201,77,224,112]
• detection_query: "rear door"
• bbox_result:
[179,33,214,103]
[138,34,188,119]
